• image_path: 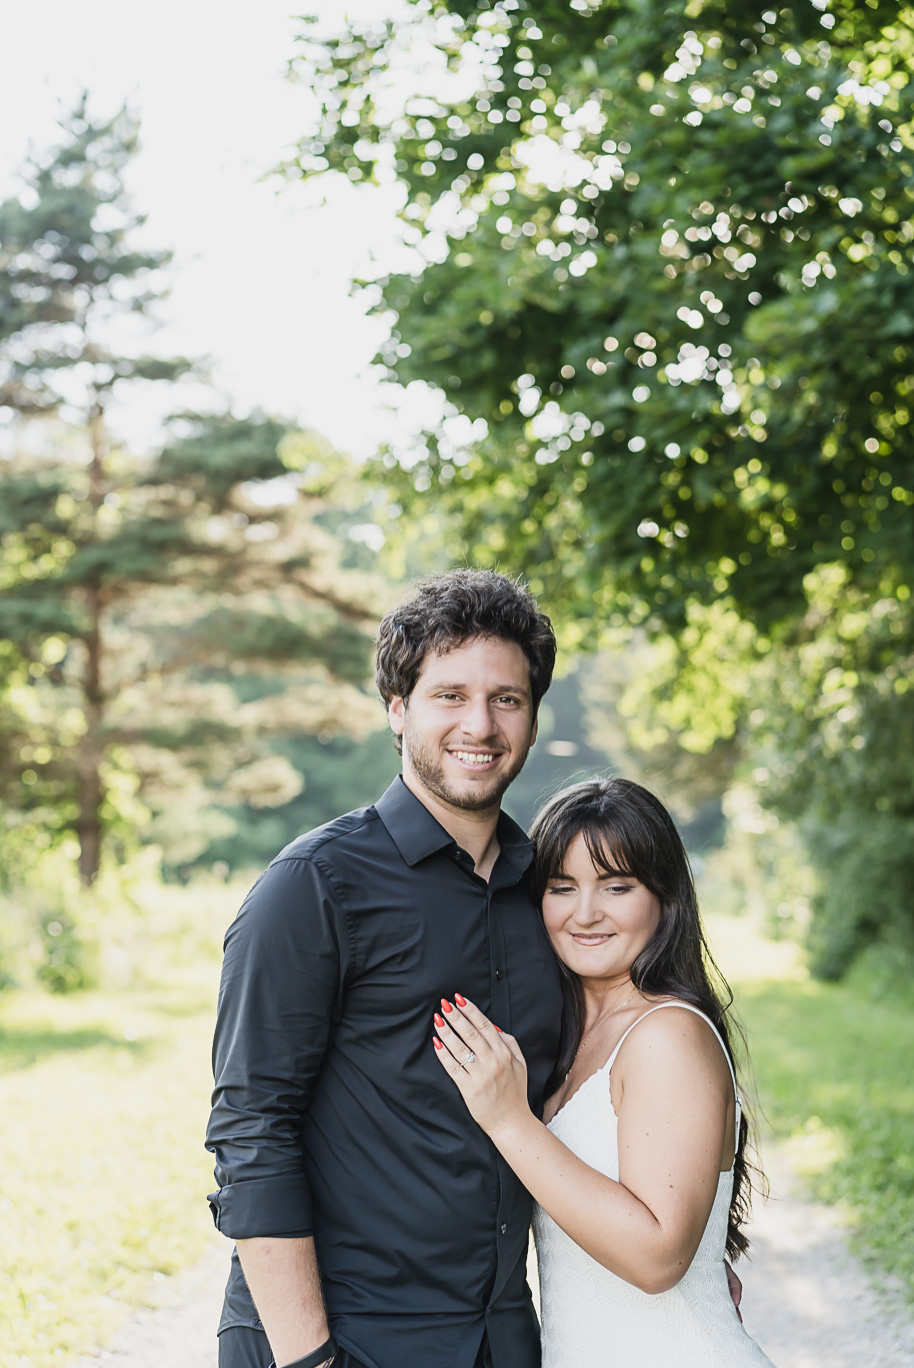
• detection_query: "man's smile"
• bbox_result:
[448,749,501,769]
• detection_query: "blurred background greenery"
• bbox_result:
[1,1,912,1363]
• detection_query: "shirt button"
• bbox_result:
[495,967,504,981]
[500,1222,508,1235]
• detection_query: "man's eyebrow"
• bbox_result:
[428,680,532,697]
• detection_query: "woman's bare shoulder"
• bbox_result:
[615,1000,732,1077]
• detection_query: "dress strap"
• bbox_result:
[606,1001,740,1105]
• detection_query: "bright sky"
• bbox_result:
[0,0,432,458]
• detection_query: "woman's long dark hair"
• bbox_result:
[529,776,761,1260]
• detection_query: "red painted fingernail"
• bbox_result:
[434,1013,445,1028]
[433,1037,443,1050]
[495,1025,503,1032]
[455,993,467,1007]
[441,998,453,1014]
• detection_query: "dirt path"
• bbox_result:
[68,1143,914,1367]
[732,1147,913,1366]
[67,1236,228,1368]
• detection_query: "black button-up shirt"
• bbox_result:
[207,777,563,1368]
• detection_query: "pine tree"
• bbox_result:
[0,104,383,886]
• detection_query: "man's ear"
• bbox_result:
[388,695,406,737]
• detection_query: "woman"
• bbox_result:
[433,778,775,1367]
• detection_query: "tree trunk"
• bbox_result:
[76,406,108,886]
[76,586,104,885]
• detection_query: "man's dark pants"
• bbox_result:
[218,1327,495,1368]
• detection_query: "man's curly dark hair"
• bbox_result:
[375,569,556,754]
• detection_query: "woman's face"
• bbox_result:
[541,831,662,984]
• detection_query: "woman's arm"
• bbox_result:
[433,998,733,1294]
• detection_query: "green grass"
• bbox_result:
[0,964,224,1368]
[706,912,914,1298]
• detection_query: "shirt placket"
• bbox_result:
[486,872,522,1297]
[452,851,518,1300]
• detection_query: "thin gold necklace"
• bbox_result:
[572,986,639,1064]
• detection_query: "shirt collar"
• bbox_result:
[374,775,534,875]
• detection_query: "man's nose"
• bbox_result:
[462,696,498,739]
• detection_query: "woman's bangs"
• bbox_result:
[581,822,636,879]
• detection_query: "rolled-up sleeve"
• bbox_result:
[205,855,348,1239]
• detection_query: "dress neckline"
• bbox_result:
[545,1054,614,1126]
[543,1000,666,1125]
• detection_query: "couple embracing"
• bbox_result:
[206,570,775,1368]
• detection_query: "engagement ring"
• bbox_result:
[463,1051,476,1065]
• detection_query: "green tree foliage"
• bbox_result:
[0,99,190,885]
[0,412,384,888]
[290,0,913,627]
[0,106,383,889]
[288,0,914,973]
[0,96,190,415]
[750,567,914,977]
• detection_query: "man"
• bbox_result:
[207,569,565,1368]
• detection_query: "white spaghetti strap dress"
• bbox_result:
[532,1002,776,1367]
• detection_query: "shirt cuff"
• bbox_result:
[208,1175,313,1238]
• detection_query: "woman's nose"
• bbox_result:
[574,896,604,927]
